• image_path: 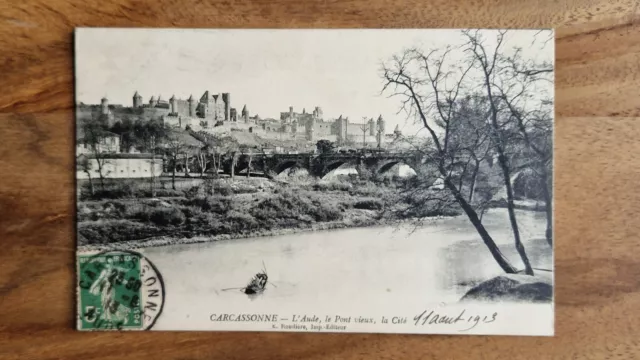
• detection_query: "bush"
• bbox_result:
[203,177,216,195]
[187,196,231,214]
[185,185,204,199]
[313,180,352,192]
[232,183,259,194]
[354,199,384,210]
[152,189,185,197]
[251,190,342,225]
[215,181,233,196]
[226,210,259,231]
[349,181,384,197]
[148,207,185,226]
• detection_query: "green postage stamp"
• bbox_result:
[77,251,164,330]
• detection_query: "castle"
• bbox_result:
[89,92,397,147]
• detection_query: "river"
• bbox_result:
[139,208,552,331]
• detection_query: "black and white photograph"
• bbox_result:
[75,28,554,335]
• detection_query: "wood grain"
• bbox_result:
[1,0,639,358]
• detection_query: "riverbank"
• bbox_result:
[77,176,461,251]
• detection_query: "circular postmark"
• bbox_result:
[77,250,165,331]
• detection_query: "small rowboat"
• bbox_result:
[243,272,268,294]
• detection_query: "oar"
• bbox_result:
[221,287,245,292]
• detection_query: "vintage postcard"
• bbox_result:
[75,28,554,335]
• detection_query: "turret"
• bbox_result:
[368,118,375,136]
[100,97,109,115]
[289,106,294,122]
[187,94,195,116]
[170,95,177,113]
[241,104,249,123]
[133,91,143,108]
[149,96,157,107]
[222,93,231,121]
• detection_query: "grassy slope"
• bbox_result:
[77,177,460,248]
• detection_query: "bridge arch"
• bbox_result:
[274,160,302,175]
[375,159,419,177]
[320,160,359,178]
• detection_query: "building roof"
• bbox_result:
[77,153,162,159]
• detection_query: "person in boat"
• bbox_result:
[244,272,268,294]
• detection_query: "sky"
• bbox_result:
[75,29,553,136]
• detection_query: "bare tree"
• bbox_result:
[381,46,519,274]
[195,147,208,177]
[493,39,554,246]
[81,118,113,190]
[463,30,533,275]
[78,156,95,196]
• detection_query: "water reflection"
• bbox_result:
[140,209,552,326]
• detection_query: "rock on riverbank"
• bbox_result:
[460,273,553,303]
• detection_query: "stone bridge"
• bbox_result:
[219,151,428,178]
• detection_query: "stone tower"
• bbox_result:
[170,95,177,113]
[376,115,386,147]
[100,97,109,115]
[288,106,294,123]
[187,94,195,116]
[133,91,143,108]
[149,96,157,107]
[241,105,249,123]
[222,93,230,121]
[306,116,315,142]
[368,118,375,136]
[315,107,323,120]
[336,115,348,145]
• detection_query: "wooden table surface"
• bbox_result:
[1,0,639,359]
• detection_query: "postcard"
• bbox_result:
[75,28,554,335]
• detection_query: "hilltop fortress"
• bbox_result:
[79,91,401,147]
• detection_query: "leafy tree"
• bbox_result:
[316,140,335,154]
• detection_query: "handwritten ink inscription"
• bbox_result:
[412,309,498,331]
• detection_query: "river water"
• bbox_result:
[140,209,552,331]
